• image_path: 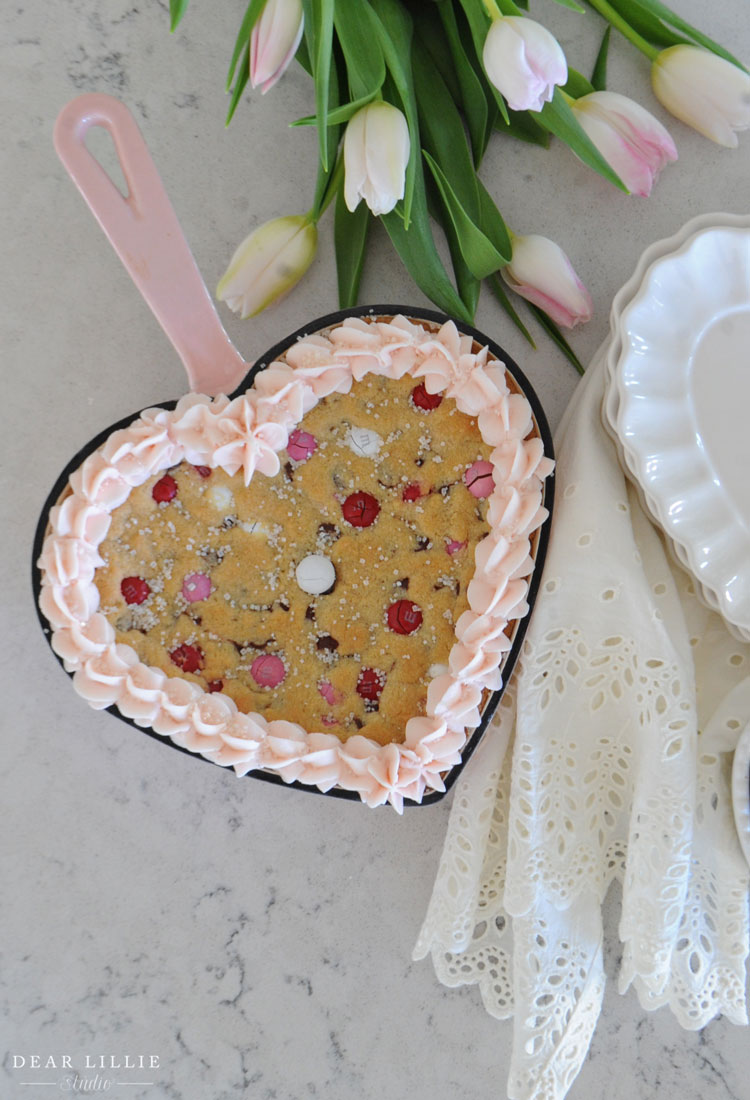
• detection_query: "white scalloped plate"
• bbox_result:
[608,217,750,640]
[732,722,750,870]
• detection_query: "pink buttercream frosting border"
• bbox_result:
[37,315,553,811]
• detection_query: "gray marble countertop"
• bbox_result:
[3,2,750,1098]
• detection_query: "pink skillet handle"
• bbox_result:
[54,93,249,396]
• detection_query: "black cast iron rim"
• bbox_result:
[32,303,555,807]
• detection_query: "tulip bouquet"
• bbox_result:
[169,0,749,372]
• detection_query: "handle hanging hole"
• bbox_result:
[84,125,129,199]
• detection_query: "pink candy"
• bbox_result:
[251,654,286,688]
[446,539,467,556]
[182,573,212,603]
[318,680,341,706]
[464,460,495,499]
[287,429,317,463]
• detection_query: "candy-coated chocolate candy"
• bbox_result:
[208,484,235,512]
[295,554,336,595]
[411,383,443,410]
[356,668,386,701]
[193,465,212,478]
[464,460,495,498]
[182,572,211,603]
[152,473,178,503]
[402,482,423,502]
[251,654,286,688]
[318,680,341,706]
[346,426,383,458]
[342,491,380,528]
[287,429,317,463]
[121,576,150,605]
[170,644,204,673]
[387,599,423,635]
[446,539,467,555]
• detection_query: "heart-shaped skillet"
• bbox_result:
[33,96,554,811]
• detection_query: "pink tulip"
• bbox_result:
[482,16,567,113]
[502,234,592,328]
[250,0,304,95]
[571,91,677,196]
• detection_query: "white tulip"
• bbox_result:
[482,16,567,113]
[343,102,411,217]
[217,215,317,318]
[250,0,304,94]
[652,45,750,148]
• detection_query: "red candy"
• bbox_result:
[152,473,178,503]
[411,383,443,410]
[193,465,212,478]
[446,539,467,556]
[357,668,386,701]
[121,576,150,605]
[342,491,380,528]
[387,599,423,635]
[207,680,224,693]
[170,644,204,673]
[402,482,423,502]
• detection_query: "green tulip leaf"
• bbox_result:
[412,42,479,216]
[295,35,313,76]
[426,185,481,319]
[435,2,490,165]
[455,0,511,125]
[300,0,336,171]
[334,186,371,308]
[414,7,462,101]
[545,0,585,11]
[169,0,190,32]
[611,0,748,70]
[334,3,386,99]
[562,68,595,98]
[495,0,524,15]
[226,0,268,92]
[494,108,549,146]
[534,88,628,191]
[590,0,691,50]
[381,153,471,323]
[475,179,512,262]
[526,303,586,375]
[487,275,536,348]
[225,42,250,125]
[591,25,611,90]
[291,91,380,128]
[310,59,341,218]
[423,151,507,280]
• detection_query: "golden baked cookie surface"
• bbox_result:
[94,374,492,744]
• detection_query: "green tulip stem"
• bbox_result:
[585,0,659,60]
[481,0,504,22]
[310,149,345,224]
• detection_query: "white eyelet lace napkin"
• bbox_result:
[414,344,750,1100]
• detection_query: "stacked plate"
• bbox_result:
[602,211,750,867]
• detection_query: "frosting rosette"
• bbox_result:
[36,313,552,811]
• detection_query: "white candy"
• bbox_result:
[239,519,269,537]
[295,554,336,595]
[208,485,235,512]
[346,426,383,458]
